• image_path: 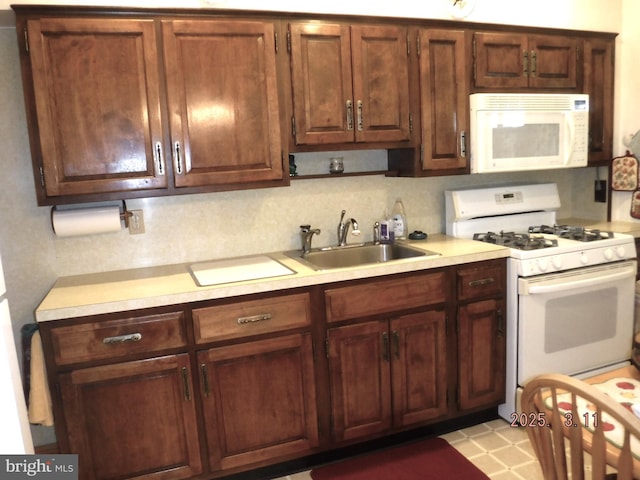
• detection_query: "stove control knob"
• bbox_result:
[604,248,614,261]
[552,257,563,270]
[616,246,627,258]
[537,258,549,272]
[580,252,589,265]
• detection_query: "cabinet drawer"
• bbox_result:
[325,271,448,323]
[457,261,506,301]
[193,292,311,343]
[50,311,187,366]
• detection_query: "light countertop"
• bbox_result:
[35,234,509,322]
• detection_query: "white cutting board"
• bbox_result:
[190,256,295,287]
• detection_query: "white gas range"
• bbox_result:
[445,183,637,421]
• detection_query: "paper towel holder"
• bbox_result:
[120,201,133,228]
[50,200,133,231]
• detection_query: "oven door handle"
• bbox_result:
[522,265,636,295]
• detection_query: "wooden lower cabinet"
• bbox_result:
[197,333,319,471]
[43,261,507,479]
[58,354,202,480]
[458,299,506,410]
[456,260,507,411]
[327,309,448,443]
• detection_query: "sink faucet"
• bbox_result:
[337,210,360,246]
[299,225,321,257]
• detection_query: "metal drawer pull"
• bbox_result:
[237,313,272,325]
[468,277,495,287]
[102,333,142,345]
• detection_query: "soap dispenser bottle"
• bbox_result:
[391,198,407,239]
[380,210,393,243]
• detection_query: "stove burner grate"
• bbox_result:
[473,231,558,250]
[528,225,614,242]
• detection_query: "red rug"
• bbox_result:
[310,437,489,480]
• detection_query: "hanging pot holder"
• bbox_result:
[631,190,640,219]
[612,152,639,191]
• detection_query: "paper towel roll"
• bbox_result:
[52,206,122,237]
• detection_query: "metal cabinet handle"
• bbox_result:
[200,364,210,397]
[459,131,467,158]
[523,50,529,77]
[382,331,390,362]
[497,309,505,337]
[181,366,191,401]
[468,277,495,288]
[356,100,364,132]
[392,330,400,360]
[346,100,354,131]
[102,333,142,345]
[174,141,183,175]
[237,313,272,325]
[154,142,165,175]
[530,50,537,77]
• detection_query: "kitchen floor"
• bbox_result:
[272,419,545,480]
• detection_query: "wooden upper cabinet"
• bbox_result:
[25,18,167,199]
[418,29,468,172]
[584,37,614,165]
[162,19,284,187]
[473,32,579,90]
[288,22,411,146]
[351,25,411,143]
[288,22,353,145]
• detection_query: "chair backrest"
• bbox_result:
[521,373,640,480]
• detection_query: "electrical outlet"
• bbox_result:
[128,210,145,234]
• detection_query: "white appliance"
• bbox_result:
[469,93,589,173]
[445,183,637,422]
[0,253,34,453]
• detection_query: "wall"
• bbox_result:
[0,0,624,446]
[611,0,640,221]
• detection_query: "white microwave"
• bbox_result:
[469,93,589,174]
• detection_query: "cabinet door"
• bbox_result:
[26,18,167,198]
[162,19,284,187]
[474,32,578,90]
[351,25,411,143]
[198,333,319,471]
[327,321,392,442]
[418,29,468,171]
[458,298,506,411]
[288,22,354,145]
[584,37,614,165]
[473,32,529,89]
[391,310,448,427]
[528,35,578,89]
[59,354,202,480]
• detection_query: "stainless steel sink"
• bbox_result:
[285,242,439,270]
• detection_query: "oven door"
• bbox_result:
[517,260,636,385]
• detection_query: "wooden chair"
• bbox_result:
[521,373,640,480]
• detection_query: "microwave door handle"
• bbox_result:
[521,264,636,295]
[564,111,575,166]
